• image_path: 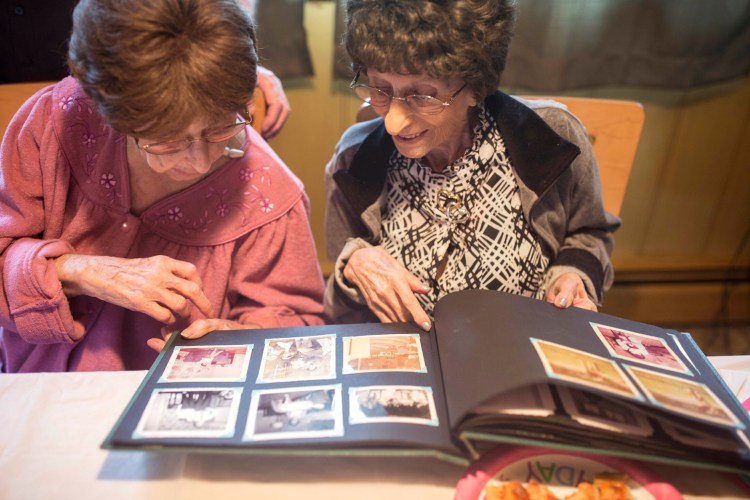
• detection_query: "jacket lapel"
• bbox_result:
[332,123,394,215]
[486,92,580,196]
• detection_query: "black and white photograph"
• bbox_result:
[472,384,556,418]
[342,334,426,374]
[557,386,653,436]
[658,417,747,452]
[348,385,438,426]
[133,388,242,439]
[159,345,252,382]
[257,334,336,383]
[244,385,343,441]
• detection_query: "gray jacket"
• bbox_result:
[324,91,621,324]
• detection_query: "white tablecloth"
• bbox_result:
[1,357,749,500]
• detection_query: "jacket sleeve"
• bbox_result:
[0,85,84,344]
[225,194,327,328]
[322,130,381,324]
[323,129,372,262]
[538,106,621,304]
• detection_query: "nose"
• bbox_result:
[185,139,213,174]
[383,99,413,136]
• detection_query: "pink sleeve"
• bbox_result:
[0,84,82,343]
[226,195,327,328]
[3,239,82,343]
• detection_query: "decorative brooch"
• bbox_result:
[436,188,469,223]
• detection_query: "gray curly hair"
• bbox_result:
[344,0,516,100]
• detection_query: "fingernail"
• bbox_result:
[421,321,431,331]
[559,297,568,307]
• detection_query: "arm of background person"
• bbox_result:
[255,66,290,140]
[235,0,291,139]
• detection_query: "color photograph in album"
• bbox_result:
[625,366,742,428]
[159,345,253,383]
[530,338,642,398]
[342,333,427,373]
[591,323,691,374]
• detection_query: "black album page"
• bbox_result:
[104,322,465,463]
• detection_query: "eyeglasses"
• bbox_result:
[135,117,252,156]
[350,70,466,116]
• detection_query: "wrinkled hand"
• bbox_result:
[55,254,214,324]
[256,66,290,140]
[146,319,261,353]
[344,246,432,330]
[545,272,598,311]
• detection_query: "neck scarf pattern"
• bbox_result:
[381,106,549,318]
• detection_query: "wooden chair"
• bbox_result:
[1,82,266,142]
[0,81,56,141]
[525,96,644,216]
[249,87,265,134]
[355,96,645,216]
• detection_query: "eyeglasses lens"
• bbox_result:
[352,84,444,115]
[205,122,247,143]
[139,121,248,155]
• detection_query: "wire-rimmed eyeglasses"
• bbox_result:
[350,70,466,116]
[135,117,253,156]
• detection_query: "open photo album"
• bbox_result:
[103,289,750,474]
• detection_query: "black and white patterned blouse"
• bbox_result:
[380,106,549,317]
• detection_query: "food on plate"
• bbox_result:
[484,480,557,500]
[485,473,633,500]
[567,473,633,500]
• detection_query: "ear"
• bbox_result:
[466,92,480,108]
[245,103,256,120]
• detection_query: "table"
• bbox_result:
[1,357,749,500]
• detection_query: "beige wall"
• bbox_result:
[262,2,361,277]
[266,3,750,324]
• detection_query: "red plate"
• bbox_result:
[455,445,682,500]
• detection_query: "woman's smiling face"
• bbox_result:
[365,70,477,172]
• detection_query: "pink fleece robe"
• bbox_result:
[0,77,326,372]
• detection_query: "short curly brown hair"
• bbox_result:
[68,0,257,139]
[344,0,515,100]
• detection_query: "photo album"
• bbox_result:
[103,289,750,474]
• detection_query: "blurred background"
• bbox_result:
[2,0,748,354]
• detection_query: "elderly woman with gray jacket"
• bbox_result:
[324,0,620,330]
